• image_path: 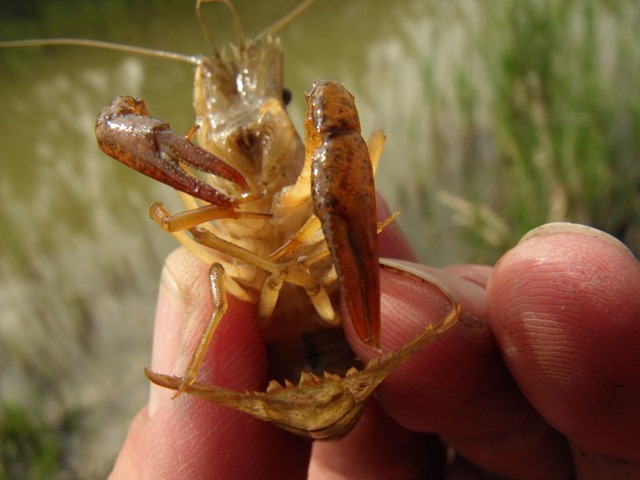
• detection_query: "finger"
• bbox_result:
[110,248,309,479]
[309,401,447,480]
[488,223,640,479]
[345,259,573,479]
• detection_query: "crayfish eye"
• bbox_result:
[282,88,292,106]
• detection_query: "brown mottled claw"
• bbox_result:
[308,81,381,347]
[95,95,249,206]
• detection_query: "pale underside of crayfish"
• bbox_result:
[92,0,461,440]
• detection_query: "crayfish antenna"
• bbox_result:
[197,0,245,50]
[257,0,316,39]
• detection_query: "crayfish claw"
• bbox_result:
[96,95,250,207]
[308,81,381,347]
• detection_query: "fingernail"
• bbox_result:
[380,258,486,318]
[380,258,456,300]
[519,222,633,255]
[379,258,487,330]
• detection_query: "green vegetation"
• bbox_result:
[0,402,79,480]
[438,0,640,261]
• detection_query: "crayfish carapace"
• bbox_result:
[94,0,460,440]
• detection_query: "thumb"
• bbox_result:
[110,247,308,479]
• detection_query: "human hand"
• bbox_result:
[110,217,640,479]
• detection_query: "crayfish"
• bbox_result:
[48,0,463,439]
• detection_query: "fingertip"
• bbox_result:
[488,225,640,462]
[150,247,267,391]
[518,222,635,257]
[347,261,510,433]
[148,248,211,416]
[150,248,209,375]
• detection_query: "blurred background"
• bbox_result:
[1,0,639,477]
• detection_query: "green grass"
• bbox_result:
[440,0,640,261]
[0,402,80,480]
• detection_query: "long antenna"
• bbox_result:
[0,38,199,66]
[0,0,317,61]
[197,0,245,50]
[257,0,316,39]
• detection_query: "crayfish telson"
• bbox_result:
[93,0,461,439]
